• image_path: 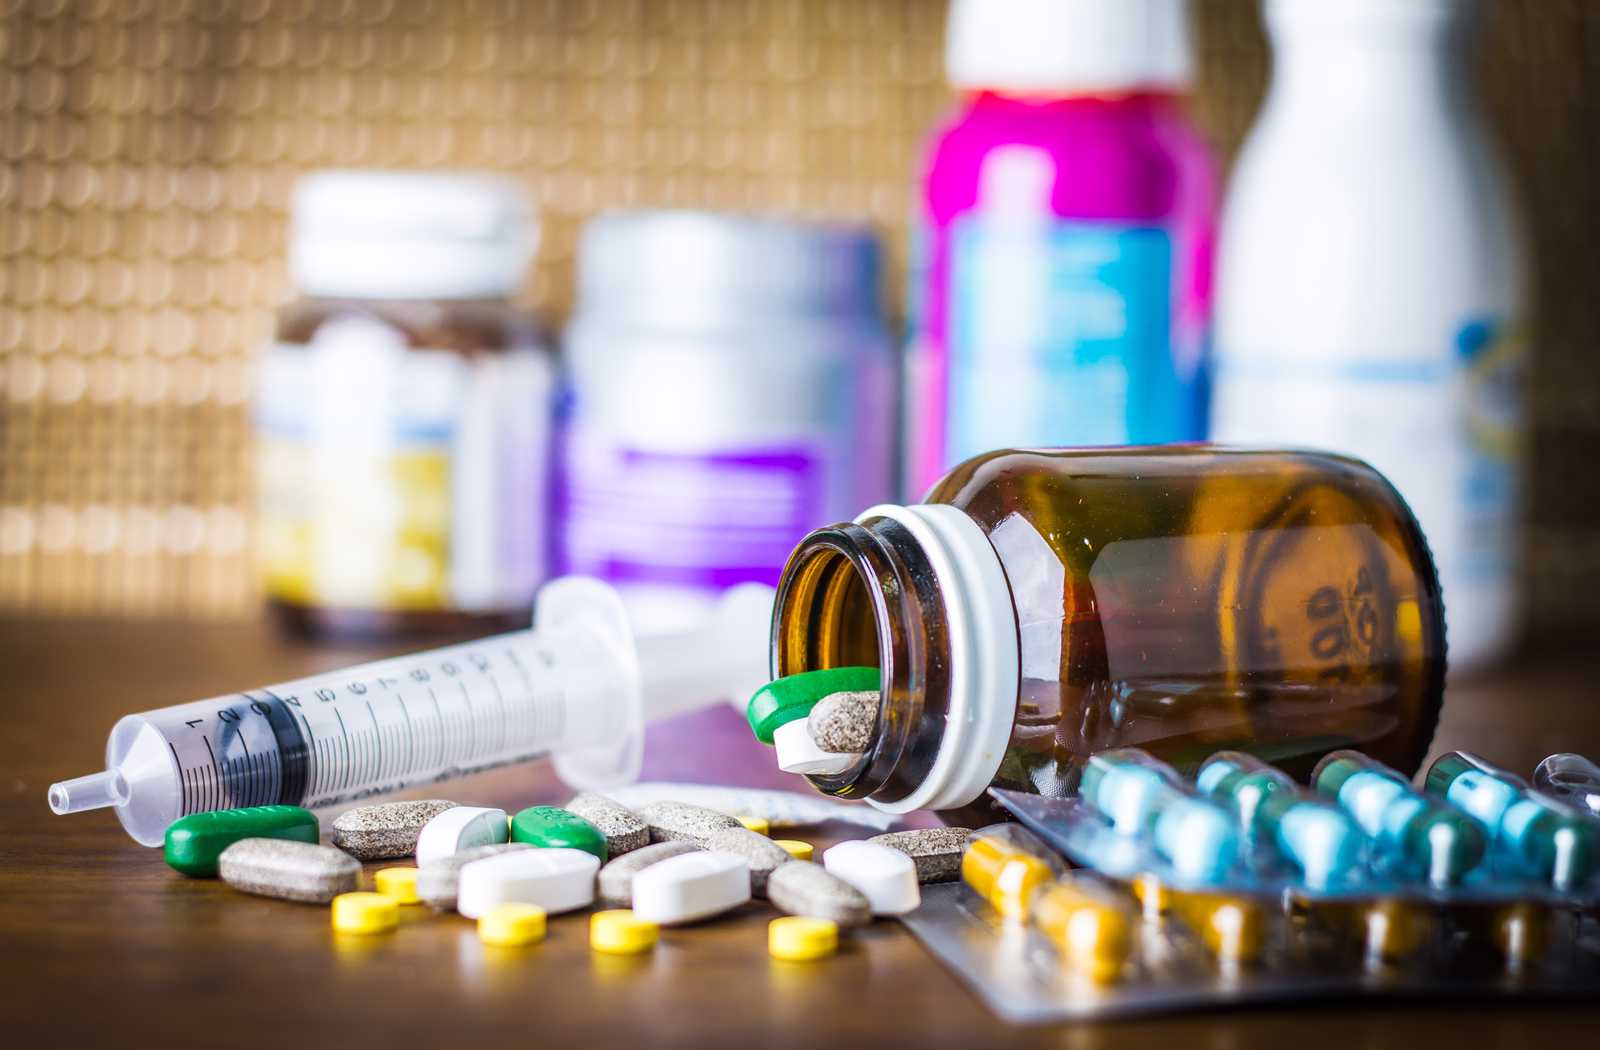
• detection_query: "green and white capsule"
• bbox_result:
[1426,750,1600,892]
[1082,749,1239,884]
[1197,751,1366,892]
[1313,750,1486,888]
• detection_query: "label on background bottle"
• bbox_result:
[255,317,550,613]
[946,215,1195,461]
[1212,317,1527,658]
[557,426,823,629]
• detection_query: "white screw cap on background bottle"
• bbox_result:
[289,170,537,301]
[945,0,1193,94]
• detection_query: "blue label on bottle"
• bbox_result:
[947,217,1196,458]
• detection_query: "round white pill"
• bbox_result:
[774,718,859,776]
[822,840,921,915]
[456,847,599,919]
[415,806,510,866]
[630,850,752,925]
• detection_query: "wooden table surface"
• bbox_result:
[3,618,1598,1047]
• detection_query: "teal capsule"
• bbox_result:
[1314,750,1485,887]
[1079,749,1185,835]
[163,805,320,877]
[1199,751,1366,891]
[1425,752,1524,829]
[1150,796,1240,883]
[1258,791,1367,891]
[509,806,608,862]
[1195,751,1295,833]
[1427,750,1600,891]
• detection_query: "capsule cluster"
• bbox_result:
[960,746,1600,984]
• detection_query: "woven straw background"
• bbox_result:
[1,0,1596,641]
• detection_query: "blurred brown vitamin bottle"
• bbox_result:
[256,173,552,640]
[772,447,1445,825]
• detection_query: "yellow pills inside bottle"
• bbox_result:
[769,916,839,961]
[331,892,399,935]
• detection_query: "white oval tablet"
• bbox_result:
[415,806,509,866]
[630,850,751,925]
[456,847,599,919]
[822,840,920,915]
[774,718,859,776]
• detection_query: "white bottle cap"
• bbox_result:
[946,0,1194,94]
[289,170,537,301]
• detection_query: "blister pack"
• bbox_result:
[898,749,1600,1023]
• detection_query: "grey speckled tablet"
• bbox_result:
[702,826,791,897]
[807,690,879,754]
[638,800,742,847]
[596,840,703,907]
[866,827,971,883]
[766,860,872,927]
[218,838,361,903]
[565,793,651,856]
[331,800,458,861]
[415,842,533,910]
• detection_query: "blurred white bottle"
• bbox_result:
[1213,0,1528,671]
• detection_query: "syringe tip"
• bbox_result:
[48,769,127,815]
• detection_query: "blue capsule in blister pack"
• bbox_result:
[1425,750,1600,892]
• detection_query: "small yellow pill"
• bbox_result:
[736,815,771,836]
[373,867,420,905]
[331,892,399,935]
[478,902,547,947]
[773,839,813,861]
[590,909,658,955]
[769,916,838,961]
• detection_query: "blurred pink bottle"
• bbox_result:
[906,0,1218,497]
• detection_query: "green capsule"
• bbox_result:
[509,806,607,862]
[163,805,319,877]
[1314,750,1486,887]
[745,666,879,744]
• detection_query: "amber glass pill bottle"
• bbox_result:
[772,447,1446,824]
[257,172,552,639]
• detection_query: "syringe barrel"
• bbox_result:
[57,576,776,846]
[93,622,633,845]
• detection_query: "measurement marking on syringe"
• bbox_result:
[458,682,478,765]
[394,693,416,778]
[201,735,219,812]
[235,734,253,806]
[506,648,538,742]
[426,687,447,769]
[333,708,353,793]
[487,672,509,755]
[365,701,385,784]
[171,742,189,814]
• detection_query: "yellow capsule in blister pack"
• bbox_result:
[1308,896,1436,967]
[1452,899,1554,973]
[1031,875,1135,984]
[1134,878,1264,966]
[961,823,1062,921]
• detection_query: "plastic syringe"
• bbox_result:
[48,577,774,846]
